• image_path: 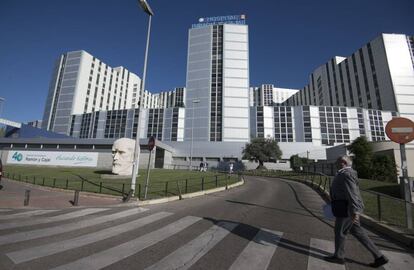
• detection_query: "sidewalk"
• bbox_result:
[0,178,125,209]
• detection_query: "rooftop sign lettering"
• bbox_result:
[192,14,246,28]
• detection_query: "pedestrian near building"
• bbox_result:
[324,155,388,267]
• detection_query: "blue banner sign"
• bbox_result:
[192,15,246,28]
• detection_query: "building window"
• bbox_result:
[274,106,294,142]
[210,25,224,141]
[104,109,127,138]
[319,106,349,145]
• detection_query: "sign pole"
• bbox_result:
[144,136,155,200]
[144,148,152,200]
[400,143,413,229]
[385,117,414,229]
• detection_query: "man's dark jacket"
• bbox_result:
[330,167,364,216]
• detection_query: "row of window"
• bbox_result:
[288,44,384,111]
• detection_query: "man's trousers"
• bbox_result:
[334,217,383,259]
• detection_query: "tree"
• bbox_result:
[347,136,373,179]
[242,138,282,169]
[371,154,398,182]
[290,154,311,172]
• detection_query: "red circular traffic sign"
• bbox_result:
[385,117,414,144]
[148,136,156,151]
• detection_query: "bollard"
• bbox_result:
[185,179,188,194]
[123,189,134,202]
[122,183,125,195]
[24,190,31,206]
[176,180,182,200]
[42,177,45,186]
[201,177,205,191]
[73,190,80,206]
[99,182,103,193]
[165,182,169,197]
[66,179,69,189]
[138,184,141,199]
[53,178,56,187]
[215,175,218,187]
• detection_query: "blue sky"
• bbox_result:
[0,0,413,123]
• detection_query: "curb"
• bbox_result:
[137,178,245,206]
[249,174,414,248]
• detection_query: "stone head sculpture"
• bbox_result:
[112,138,136,175]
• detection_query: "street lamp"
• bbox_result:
[131,0,154,197]
[0,97,5,118]
[189,98,200,170]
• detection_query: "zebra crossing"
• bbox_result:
[0,207,413,270]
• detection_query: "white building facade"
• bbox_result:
[250,105,395,146]
[42,51,142,134]
[185,16,250,142]
[284,34,414,124]
[250,84,299,106]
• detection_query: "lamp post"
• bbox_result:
[131,0,154,197]
[0,97,4,119]
[189,98,200,170]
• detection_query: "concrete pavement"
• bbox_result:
[0,176,413,269]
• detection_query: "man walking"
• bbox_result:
[324,155,388,268]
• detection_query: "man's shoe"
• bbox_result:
[323,256,345,265]
[369,256,389,268]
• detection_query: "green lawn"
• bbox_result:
[358,179,401,198]
[3,165,240,199]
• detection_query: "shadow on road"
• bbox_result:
[202,217,369,267]
[281,179,334,229]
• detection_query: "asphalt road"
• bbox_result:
[0,175,413,270]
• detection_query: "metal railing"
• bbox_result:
[244,169,414,230]
[3,171,241,201]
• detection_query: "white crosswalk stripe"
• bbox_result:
[1,208,412,270]
[382,250,414,270]
[0,207,148,245]
[307,238,345,270]
[6,211,173,264]
[0,208,109,230]
[50,216,202,270]
[228,229,283,270]
[0,209,58,220]
[145,221,238,270]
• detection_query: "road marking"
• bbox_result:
[228,229,283,270]
[145,221,238,270]
[307,238,345,270]
[382,250,414,270]
[50,216,202,270]
[7,211,173,264]
[0,208,109,230]
[0,209,58,220]
[0,208,148,245]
